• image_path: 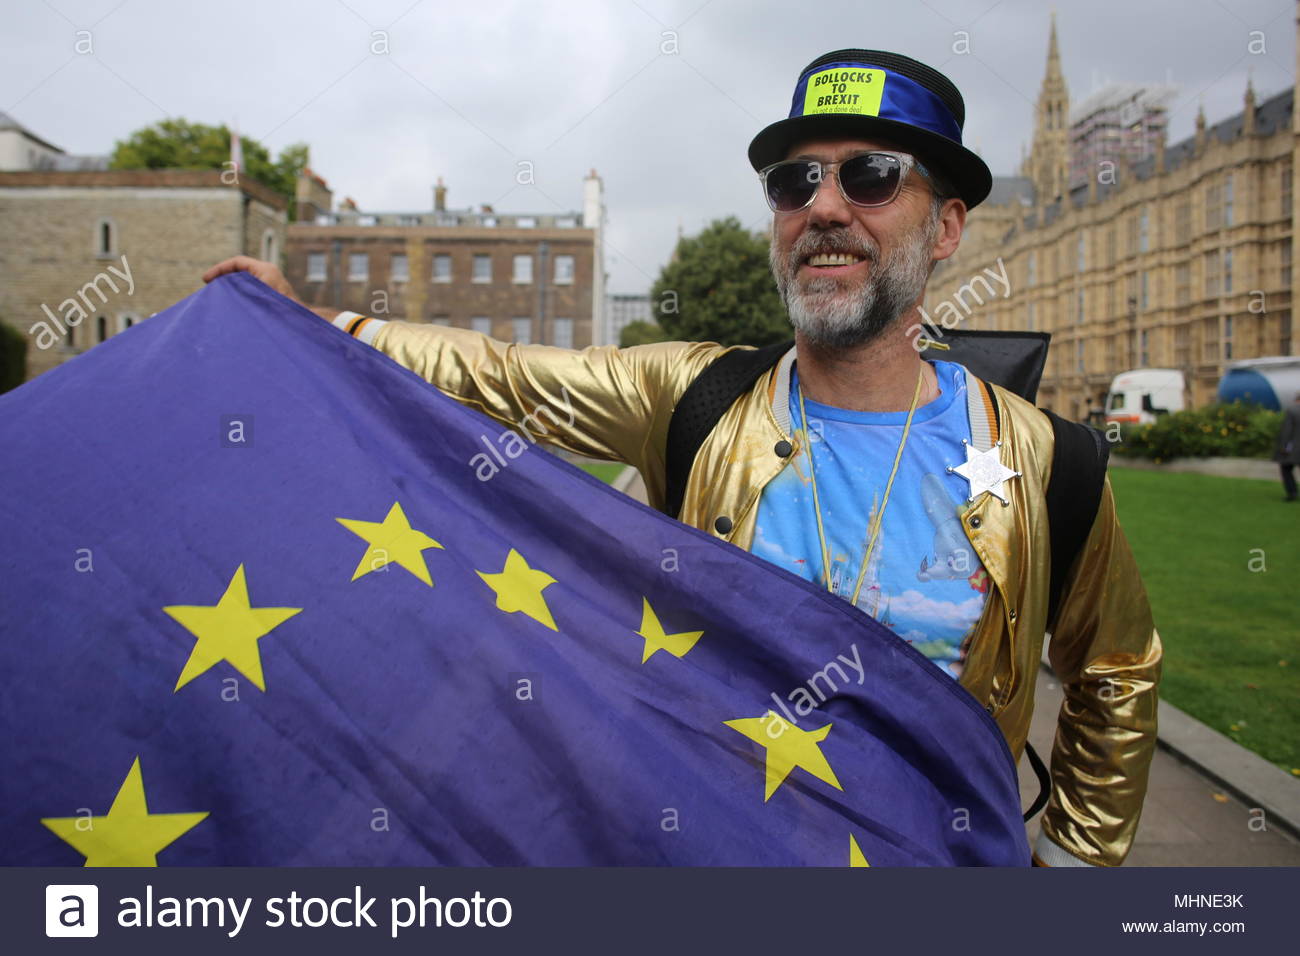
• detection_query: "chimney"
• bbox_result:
[433,176,446,212]
[1243,76,1257,136]
[1194,102,1207,154]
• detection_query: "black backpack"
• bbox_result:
[660,330,1109,821]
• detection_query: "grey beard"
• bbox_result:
[771,221,936,349]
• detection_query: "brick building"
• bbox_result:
[284,171,606,349]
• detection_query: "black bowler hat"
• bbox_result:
[748,49,993,209]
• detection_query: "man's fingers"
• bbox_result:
[201,256,259,283]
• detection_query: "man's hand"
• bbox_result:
[201,257,340,321]
[202,256,299,301]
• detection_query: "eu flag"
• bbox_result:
[0,273,1029,866]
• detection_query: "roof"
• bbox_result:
[0,110,63,154]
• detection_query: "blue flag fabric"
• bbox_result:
[0,273,1030,866]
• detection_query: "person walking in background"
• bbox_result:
[1276,394,1300,501]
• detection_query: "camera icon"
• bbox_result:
[45,884,98,938]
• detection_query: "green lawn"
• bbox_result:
[1107,468,1300,773]
[578,462,626,484]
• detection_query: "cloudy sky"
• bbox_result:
[3,0,1294,294]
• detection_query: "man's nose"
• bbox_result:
[806,168,853,228]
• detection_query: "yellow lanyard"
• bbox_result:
[795,363,927,608]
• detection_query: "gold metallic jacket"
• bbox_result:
[362,319,1163,867]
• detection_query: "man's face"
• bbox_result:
[768,136,941,349]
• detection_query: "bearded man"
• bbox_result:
[203,49,1162,868]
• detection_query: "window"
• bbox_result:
[1138,208,1149,252]
[555,217,577,228]
[1106,227,1117,266]
[1175,201,1191,241]
[1282,161,1293,218]
[1140,329,1150,366]
[472,255,492,283]
[307,253,327,281]
[398,215,421,226]
[95,218,115,258]
[348,253,369,282]
[1225,315,1234,359]
[97,316,108,343]
[1206,183,1222,231]
[1075,288,1084,324]
[471,316,492,335]
[1175,263,1190,305]
[512,255,533,284]
[1126,215,1139,255]
[511,317,532,343]
[118,313,138,333]
[261,229,277,262]
[1224,174,1234,227]
[433,254,452,283]
[1282,240,1292,288]
[552,317,574,349]
[391,254,409,282]
[1025,301,1035,331]
[1076,232,1086,272]
[482,216,498,227]
[1203,317,1220,361]
[1205,252,1220,297]
[1223,249,1233,294]
[554,255,575,285]
[1175,325,1191,366]
[1026,252,1036,287]
[1076,339,1085,373]
[1140,271,1149,311]
[516,217,536,228]
[358,215,377,227]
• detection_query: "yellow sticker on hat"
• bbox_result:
[803,67,886,117]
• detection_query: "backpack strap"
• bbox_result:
[662,340,794,519]
[1039,408,1111,632]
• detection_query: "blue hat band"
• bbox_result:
[788,61,962,145]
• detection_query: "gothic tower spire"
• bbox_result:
[1021,12,1071,202]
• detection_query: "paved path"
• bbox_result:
[618,466,1300,865]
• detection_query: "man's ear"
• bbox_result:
[931,198,967,265]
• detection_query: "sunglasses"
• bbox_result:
[759,150,931,213]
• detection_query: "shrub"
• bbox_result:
[1114,402,1282,460]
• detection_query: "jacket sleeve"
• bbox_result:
[333,313,723,476]
[1035,474,1163,867]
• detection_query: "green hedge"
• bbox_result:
[0,320,27,394]
[1114,402,1282,461]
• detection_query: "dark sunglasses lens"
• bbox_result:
[765,162,819,211]
[840,153,901,206]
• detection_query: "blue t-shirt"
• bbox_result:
[751,359,990,679]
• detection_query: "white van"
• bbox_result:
[1104,369,1186,425]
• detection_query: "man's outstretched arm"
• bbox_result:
[1036,475,1163,867]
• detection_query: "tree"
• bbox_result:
[0,319,27,394]
[110,119,307,215]
[618,320,668,348]
[650,216,788,346]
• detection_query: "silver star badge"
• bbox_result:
[947,439,1021,506]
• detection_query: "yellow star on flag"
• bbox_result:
[724,711,844,801]
[163,564,302,692]
[477,548,558,631]
[635,598,703,663]
[849,834,871,867]
[336,501,444,585]
[41,757,208,867]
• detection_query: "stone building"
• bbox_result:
[928,12,1298,418]
[0,169,287,380]
[0,114,288,381]
[284,171,606,349]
